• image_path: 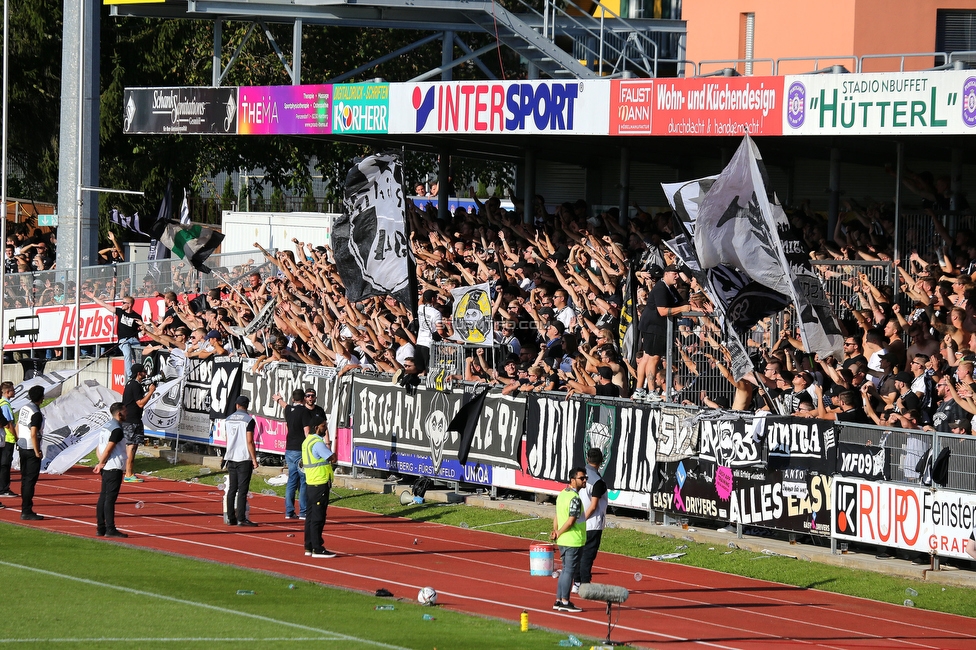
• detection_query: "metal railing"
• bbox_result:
[811,260,895,323]
[858,52,948,73]
[773,55,857,76]
[513,0,664,77]
[2,250,272,309]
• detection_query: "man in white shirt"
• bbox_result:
[93,403,129,538]
[415,290,442,372]
[224,396,259,527]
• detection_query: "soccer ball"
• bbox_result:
[417,586,438,606]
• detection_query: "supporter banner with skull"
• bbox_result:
[333,152,414,310]
[350,377,525,485]
[523,395,656,493]
[449,283,494,346]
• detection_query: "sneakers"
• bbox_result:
[311,549,337,559]
[631,388,647,401]
[123,475,143,483]
[286,513,299,520]
[20,512,44,521]
[299,515,306,521]
[0,490,17,498]
[392,369,404,384]
[304,549,313,557]
[106,530,129,538]
[553,600,582,612]
[238,520,258,527]
[571,582,580,594]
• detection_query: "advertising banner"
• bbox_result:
[238,84,333,135]
[350,377,525,485]
[783,70,976,135]
[123,87,238,135]
[3,296,169,352]
[837,442,890,481]
[730,466,833,535]
[757,416,838,474]
[652,459,731,522]
[331,83,390,134]
[697,415,763,467]
[610,77,784,136]
[389,80,609,135]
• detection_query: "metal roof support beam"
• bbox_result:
[212,19,221,86]
[327,32,442,84]
[411,42,499,83]
[441,31,454,82]
[258,19,295,83]
[453,34,497,80]
[292,19,302,85]
[215,22,258,87]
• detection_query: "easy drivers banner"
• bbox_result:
[351,376,526,485]
[833,478,976,561]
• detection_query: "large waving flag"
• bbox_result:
[332,152,414,311]
[147,183,223,274]
[690,135,843,362]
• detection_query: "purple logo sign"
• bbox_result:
[786,81,806,129]
[963,77,976,128]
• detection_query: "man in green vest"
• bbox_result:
[550,466,587,612]
[302,422,337,559]
[0,382,16,501]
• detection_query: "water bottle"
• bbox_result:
[422,614,435,621]
[905,587,918,597]
[903,599,915,607]
[236,590,254,595]
[374,605,395,610]
[134,501,144,510]
[520,610,529,632]
[558,635,583,647]
[634,572,643,582]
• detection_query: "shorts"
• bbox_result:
[641,331,668,357]
[123,422,145,446]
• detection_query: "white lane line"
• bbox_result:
[0,561,409,650]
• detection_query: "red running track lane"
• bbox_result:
[3,468,976,649]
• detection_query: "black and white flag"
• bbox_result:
[690,135,843,361]
[333,153,414,311]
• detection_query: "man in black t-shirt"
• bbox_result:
[122,364,155,483]
[87,292,143,379]
[273,389,311,520]
[303,388,328,432]
[635,265,691,398]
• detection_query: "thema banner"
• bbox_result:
[833,477,976,560]
[350,377,525,485]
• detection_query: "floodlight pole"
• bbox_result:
[0,0,9,384]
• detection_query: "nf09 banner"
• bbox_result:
[351,377,526,485]
[522,396,695,493]
[833,478,976,561]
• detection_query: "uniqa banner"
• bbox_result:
[833,478,976,560]
[350,376,525,485]
[523,395,657,493]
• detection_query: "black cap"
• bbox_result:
[236,396,250,408]
[895,371,913,384]
[949,419,970,430]
[130,363,146,376]
[597,366,613,380]
[664,264,681,273]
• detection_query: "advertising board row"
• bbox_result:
[121,358,973,555]
[124,70,976,137]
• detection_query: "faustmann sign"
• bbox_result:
[783,70,976,135]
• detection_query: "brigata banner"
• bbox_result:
[123,87,238,135]
[238,84,333,135]
[350,377,525,485]
[783,70,976,135]
[611,77,783,136]
[389,80,609,135]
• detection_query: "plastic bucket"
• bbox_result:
[529,543,555,576]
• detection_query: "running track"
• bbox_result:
[3,468,975,649]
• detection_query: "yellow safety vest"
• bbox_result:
[301,434,334,487]
[0,397,14,443]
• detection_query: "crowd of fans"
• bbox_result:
[7,168,976,435]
